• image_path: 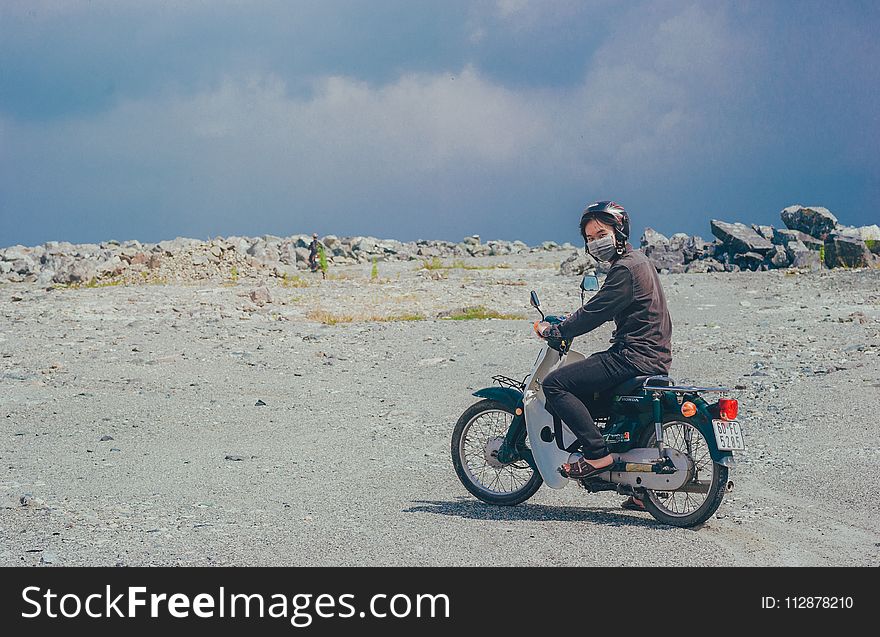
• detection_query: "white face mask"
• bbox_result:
[586,234,618,262]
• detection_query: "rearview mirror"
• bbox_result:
[580,275,599,292]
[529,290,540,308]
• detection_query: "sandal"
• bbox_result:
[621,496,646,511]
[558,455,613,479]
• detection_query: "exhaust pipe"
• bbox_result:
[726,480,734,492]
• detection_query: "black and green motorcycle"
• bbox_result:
[451,275,743,528]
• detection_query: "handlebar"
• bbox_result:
[533,314,571,353]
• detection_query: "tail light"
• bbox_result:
[718,398,738,421]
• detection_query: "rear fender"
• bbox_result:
[685,396,735,465]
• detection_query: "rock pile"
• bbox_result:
[632,205,878,274]
[0,234,573,285]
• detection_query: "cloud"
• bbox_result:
[1,1,877,245]
[0,3,766,242]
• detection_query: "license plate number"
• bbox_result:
[712,419,744,451]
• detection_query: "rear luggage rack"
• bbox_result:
[492,374,527,391]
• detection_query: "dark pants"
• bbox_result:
[543,350,642,460]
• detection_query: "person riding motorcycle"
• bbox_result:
[536,202,672,507]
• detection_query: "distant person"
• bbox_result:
[308,233,320,273]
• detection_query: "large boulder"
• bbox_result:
[9,255,39,275]
[786,241,823,270]
[780,205,837,239]
[681,236,708,263]
[765,245,790,269]
[641,228,686,271]
[278,241,299,265]
[640,228,669,255]
[751,224,775,241]
[2,245,32,262]
[157,237,199,256]
[248,287,273,306]
[353,237,379,253]
[462,235,480,246]
[294,247,311,264]
[559,251,597,276]
[416,245,441,258]
[835,224,880,254]
[668,233,690,252]
[376,239,401,255]
[772,228,822,250]
[823,234,873,268]
[733,251,765,271]
[710,220,774,254]
[646,250,685,273]
[98,255,125,275]
[248,239,281,264]
[486,240,512,256]
[226,236,252,253]
[52,259,98,284]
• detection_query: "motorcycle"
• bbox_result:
[451,274,743,527]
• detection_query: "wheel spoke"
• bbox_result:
[458,408,535,497]
[645,420,720,518]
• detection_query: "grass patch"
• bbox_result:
[138,271,168,285]
[306,309,426,324]
[280,273,311,288]
[421,256,445,270]
[419,257,510,271]
[440,305,526,320]
[56,276,124,289]
[495,279,527,286]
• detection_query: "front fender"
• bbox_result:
[472,386,523,411]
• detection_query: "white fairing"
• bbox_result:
[522,345,588,489]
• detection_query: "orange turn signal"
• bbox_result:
[515,408,523,416]
[681,401,697,417]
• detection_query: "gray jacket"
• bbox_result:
[555,244,672,375]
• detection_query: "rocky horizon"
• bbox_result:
[2,203,878,286]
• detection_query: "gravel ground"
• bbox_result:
[1,252,878,566]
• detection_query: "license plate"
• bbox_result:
[712,419,744,451]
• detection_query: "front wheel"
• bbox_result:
[639,419,728,528]
[451,399,543,506]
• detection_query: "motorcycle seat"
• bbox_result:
[611,375,671,397]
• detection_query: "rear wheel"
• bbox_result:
[639,419,728,528]
[451,399,543,506]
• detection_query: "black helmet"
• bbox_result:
[579,201,629,243]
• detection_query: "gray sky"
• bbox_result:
[1,0,878,247]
